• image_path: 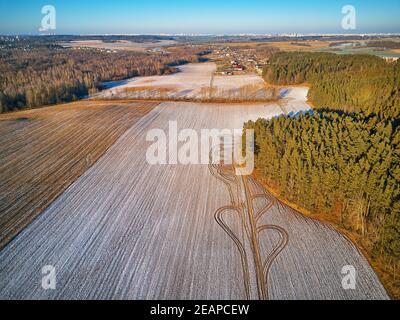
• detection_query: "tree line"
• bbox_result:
[252,51,399,295]
[263,52,400,119]
[245,111,399,289]
[0,45,208,113]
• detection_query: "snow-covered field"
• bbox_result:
[59,39,178,52]
[0,61,388,300]
[0,98,388,299]
[96,62,275,101]
[278,86,311,115]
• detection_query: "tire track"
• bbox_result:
[209,143,289,300]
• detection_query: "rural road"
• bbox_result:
[0,99,389,299]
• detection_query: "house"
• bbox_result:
[233,65,244,71]
[382,56,399,63]
[255,64,265,75]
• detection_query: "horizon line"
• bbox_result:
[2,32,400,37]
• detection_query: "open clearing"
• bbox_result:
[59,39,177,52]
[0,101,156,249]
[0,95,388,299]
[262,41,331,51]
[211,41,330,50]
[212,40,331,51]
[314,43,400,58]
[97,62,276,101]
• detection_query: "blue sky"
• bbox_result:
[0,0,399,35]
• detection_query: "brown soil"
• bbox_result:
[0,100,157,249]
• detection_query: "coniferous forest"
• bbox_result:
[263,52,400,118]
[245,52,400,296]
